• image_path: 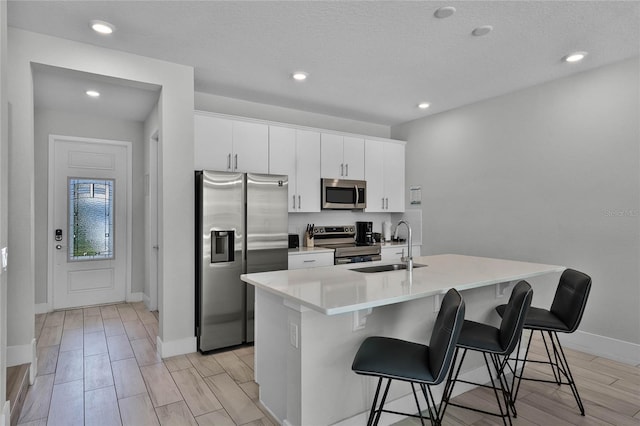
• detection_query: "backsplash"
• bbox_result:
[288,209,422,245]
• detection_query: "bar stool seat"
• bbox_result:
[352,337,438,383]
[352,288,465,426]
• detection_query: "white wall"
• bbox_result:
[0,0,8,414]
[392,58,640,351]
[8,28,195,362]
[33,108,146,305]
[195,92,390,138]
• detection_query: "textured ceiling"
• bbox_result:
[9,1,640,126]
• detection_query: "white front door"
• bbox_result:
[49,135,131,309]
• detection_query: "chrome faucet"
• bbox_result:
[395,220,413,271]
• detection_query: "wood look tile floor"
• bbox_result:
[20,302,275,426]
[22,304,640,426]
[393,331,640,426]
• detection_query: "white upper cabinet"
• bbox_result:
[269,126,321,212]
[194,113,268,173]
[320,133,365,180]
[365,139,405,212]
[232,121,269,173]
[194,114,233,171]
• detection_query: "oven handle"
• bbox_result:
[335,254,381,265]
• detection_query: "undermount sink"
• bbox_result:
[352,263,427,273]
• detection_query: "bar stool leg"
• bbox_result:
[550,331,586,415]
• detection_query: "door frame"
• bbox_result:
[47,134,133,310]
[147,130,159,311]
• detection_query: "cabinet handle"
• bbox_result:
[303,259,316,263]
[345,163,349,176]
[382,198,385,209]
[234,154,238,170]
[298,195,301,209]
[293,195,296,209]
[227,153,231,170]
[340,163,344,176]
[385,198,389,210]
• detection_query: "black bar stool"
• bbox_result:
[351,288,465,426]
[495,268,591,415]
[441,281,533,426]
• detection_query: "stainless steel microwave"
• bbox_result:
[321,178,366,210]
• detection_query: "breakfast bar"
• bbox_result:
[241,254,564,425]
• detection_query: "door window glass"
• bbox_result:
[69,178,114,261]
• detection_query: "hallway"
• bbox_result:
[18,302,273,425]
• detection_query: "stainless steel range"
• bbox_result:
[312,225,381,265]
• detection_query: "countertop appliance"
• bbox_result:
[312,225,380,264]
[321,178,366,210]
[355,221,374,246]
[195,170,288,352]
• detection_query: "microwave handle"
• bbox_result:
[355,184,359,205]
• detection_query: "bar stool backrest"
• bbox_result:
[498,281,533,355]
[550,269,592,332]
[428,288,466,384]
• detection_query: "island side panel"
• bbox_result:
[255,288,290,422]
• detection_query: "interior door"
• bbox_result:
[49,135,131,309]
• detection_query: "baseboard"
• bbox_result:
[126,292,143,303]
[156,335,197,358]
[34,303,50,314]
[559,330,640,366]
[6,340,35,368]
[7,339,37,385]
[1,400,10,426]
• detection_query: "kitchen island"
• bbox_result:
[241,254,564,426]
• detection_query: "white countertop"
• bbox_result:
[241,254,564,315]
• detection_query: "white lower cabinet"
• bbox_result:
[289,252,334,270]
[380,245,421,262]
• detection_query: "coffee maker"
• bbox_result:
[355,221,374,246]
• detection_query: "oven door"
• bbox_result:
[322,179,366,209]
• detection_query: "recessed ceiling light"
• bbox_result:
[563,51,588,63]
[418,102,430,109]
[434,6,456,19]
[292,71,308,81]
[90,20,115,35]
[86,90,100,98]
[472,25,493,37]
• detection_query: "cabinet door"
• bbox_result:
[296,130,321,212]
[364,139,385,212]
[342,136,365,180]
[384,142,405,212]
[269,126,297,212]
[232,121,269,173]
[320,133,344,179]
[194,114,233,171]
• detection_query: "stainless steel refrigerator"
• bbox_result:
[195,170,288,352]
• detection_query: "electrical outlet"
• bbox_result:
[289,323,299,348]
[1,247,7,271]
